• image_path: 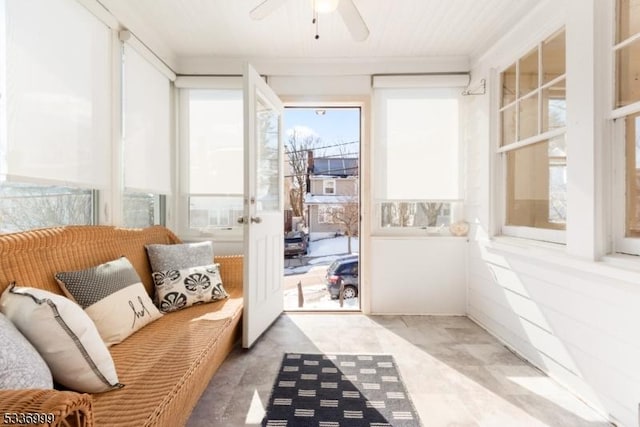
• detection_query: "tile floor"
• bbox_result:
[187,314,612,427]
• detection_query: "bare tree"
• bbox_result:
[325,201,359,253]
[418,202,443,227]
[285,127,321,222]
[0,187,92,232]
[381,201,443,228]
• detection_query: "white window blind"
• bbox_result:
[374,88,460,200]
[123,44,171,194]
[187,90,243,195]
[3,0,110,187]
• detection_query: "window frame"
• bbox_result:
[496,28,567,244]
[176,79,244,240]
[371,84,464,236]
[323,179,336,195]
[612,0,640,255]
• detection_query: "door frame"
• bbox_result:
[280,96,371,314]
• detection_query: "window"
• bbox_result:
[122,192,164,228]
[121,43,172,228]
[380,201,452,228]
[499,29,566,240]
[0,0,108,232]
[318,205,344,224]
[0,182,95,233]
[323,180,336,194]
[373,84,463,233]
[615,0,640,253]
[179,88,243,235]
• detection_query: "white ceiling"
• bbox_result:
[97,0,541,74]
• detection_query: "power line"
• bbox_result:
[284,139,359,154]
[285,165,360,179]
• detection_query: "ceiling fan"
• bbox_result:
[250,0,370,41]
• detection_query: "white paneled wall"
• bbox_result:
[370,237,467,314]
[464,1,640,426]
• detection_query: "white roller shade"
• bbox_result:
[187,90,243,195]
[3,0,110,187]
[123,44,171,194]
[374,88,460,200]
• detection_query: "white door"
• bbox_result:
[242,63,284,348]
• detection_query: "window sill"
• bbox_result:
[179,228,243,243]
[487,236,640,286]
[371,232,468,240]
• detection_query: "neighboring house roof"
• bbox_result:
[305,194,358,205]
[312,158,358,177]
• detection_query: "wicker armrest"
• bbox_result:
[215,255,243,295]
[0,389,93,427]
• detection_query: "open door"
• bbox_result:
[241,63,284,348]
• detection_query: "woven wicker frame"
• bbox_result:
[0,226,244,427]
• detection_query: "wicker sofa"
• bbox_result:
[0,225,243,427]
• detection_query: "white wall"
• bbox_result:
[464,1,640,426]
[370,237,467,314]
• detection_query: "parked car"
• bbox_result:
[325,255,359,299]
[284,231,309,257]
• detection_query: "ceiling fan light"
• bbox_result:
[314,0,339,14]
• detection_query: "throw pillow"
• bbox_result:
[145,241,214,273]
[152,263,229,313]
[55,257,162,347]
[0,285,122,393]
[0,312,53,390]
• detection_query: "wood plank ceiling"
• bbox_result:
[98,0,542,72]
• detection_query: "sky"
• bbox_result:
[283,107,361,157]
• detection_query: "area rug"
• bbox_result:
[262,353,422,427]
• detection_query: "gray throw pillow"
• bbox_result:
[0,312,53,390]
[145,241,214,272]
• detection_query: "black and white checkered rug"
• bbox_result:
[262,353,422,427]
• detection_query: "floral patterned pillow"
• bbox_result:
[152,264,229,313]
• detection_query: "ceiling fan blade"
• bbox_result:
[337,0,369,41]
[250,0,287,20]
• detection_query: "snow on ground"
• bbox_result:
[282,235,360,310]
[284,235,358,276]
[308,235,358,257]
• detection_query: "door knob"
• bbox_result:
[250,216,262,224]
[237,216,247,224]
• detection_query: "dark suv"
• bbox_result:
[325,255,358,299]
[284,231,309,257]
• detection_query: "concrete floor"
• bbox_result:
[187,314,611,427]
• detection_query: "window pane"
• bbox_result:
[506,138,566,229]
[256,98,280,212]
[0,182,93,233]
[542,80,566,132]
[380,202,453,228]
[123,192,161,228]
[617,0,640,43]
[501,105,517,146]
[519,94,539,140]
[542,30,566,84]
[626,113,640,236]
[616,38,640,108]
[519,47,539,96]
[189,196,243,230]
[502,63,517,106]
